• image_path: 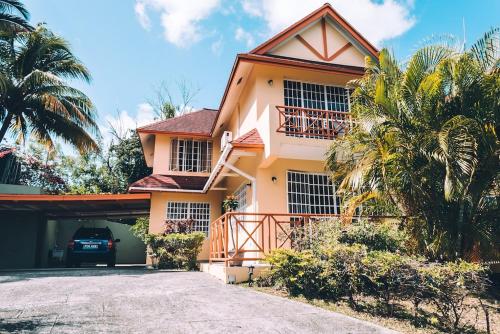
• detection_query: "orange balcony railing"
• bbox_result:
[276,105,353,140]
[209,212,390,265]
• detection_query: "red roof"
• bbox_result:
[0,148,15,159]
[128,174,208,192]
[232,129,264,147]
[137,109,217,136]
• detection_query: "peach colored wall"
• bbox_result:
[148,190,223,260]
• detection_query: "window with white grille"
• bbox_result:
[166,202,211,233]
[283,80,351,138]
[170,139,212,172]
[233,183,248,211]
[287,171,340,215]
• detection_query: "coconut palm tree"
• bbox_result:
[0,0,32,32]
[327,28,499,260]
[0,24,99,153]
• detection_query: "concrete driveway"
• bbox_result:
[0,268,398,333]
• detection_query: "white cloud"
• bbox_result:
[235,27,255,47]
[101,103,156,146]
[240,0,415,46]
[134,2,151,30]
[211,35,223,56]
[134,0,221,47]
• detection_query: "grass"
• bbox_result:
[243,285,499,334]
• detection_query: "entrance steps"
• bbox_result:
[199,262,270,284]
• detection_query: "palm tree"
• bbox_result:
[0,0,32,32]
[0,25,99,153]
[327,28,499,261]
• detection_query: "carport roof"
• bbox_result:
[0,193,150,220]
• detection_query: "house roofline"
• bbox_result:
[250,3,378,57]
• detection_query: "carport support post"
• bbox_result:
[34,214,48,268]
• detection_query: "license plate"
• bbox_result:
[82,244,99,250]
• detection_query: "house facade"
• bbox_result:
[130,4,378,264]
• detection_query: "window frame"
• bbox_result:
[286,170,340,215]
[166,201,211,234]
[170,138,213,173]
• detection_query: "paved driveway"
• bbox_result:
[0,268,398,333]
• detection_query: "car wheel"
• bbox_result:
[65,261,73,268]
[107,256,116,267]
[74,262,81,268]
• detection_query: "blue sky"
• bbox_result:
[24,0,499,148]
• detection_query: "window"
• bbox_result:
[166,202,211,234]
[287,171,340,215]
[283,80,351,138]
[233,183,248,211]
[170,139,212,173]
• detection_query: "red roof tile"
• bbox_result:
[232,129,264,147]
[137,109,217,136]
[128,174,208,192]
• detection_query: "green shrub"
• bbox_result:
[145,232,205,270]
[339,220,407,252]
[362,251,418,314]
[320,244,367,305]
[418,261,489,332]
[130,217,149,243]
[264,249,324,296]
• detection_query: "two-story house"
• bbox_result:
[130,3,378,276]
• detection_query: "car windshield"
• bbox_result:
[74,228,111,240]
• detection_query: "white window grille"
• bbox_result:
[287,171,340,215]
[170,139,212,172]
[166,202,211,234]
[233,183,248,211]
[283,80,351,138]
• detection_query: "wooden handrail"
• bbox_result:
[276,105,352,140]
[209,212,397,264]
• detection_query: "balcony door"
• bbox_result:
[283,80,351,139]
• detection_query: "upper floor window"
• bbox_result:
[277,80,351,139]
[170,139,212,173]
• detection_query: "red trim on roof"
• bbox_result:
[0,193,150,201]
[250,3,378,58]
[232,129,264,148]
[128,174,208,192]
[0,148,15,159]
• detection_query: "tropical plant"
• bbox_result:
[0,0,32,33]
[0,24,99,153]
[327,29,500,260]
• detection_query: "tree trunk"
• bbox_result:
[0,112,13,143]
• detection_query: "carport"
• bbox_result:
[0,193,150,269]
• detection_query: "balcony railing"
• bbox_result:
[209,212,391,265]
[276,105,352,140]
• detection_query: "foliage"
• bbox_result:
[280,218,407,254]
[419,261,489,332]
[164,219,195,234]
[263,249,324,297]
[130,217,149,243]
[222,195,238,212]
[320,244,367,305]
[338,220,407,253]
[362,251,418,314]
[260,217,491,332]
[63,130,152,194]
[0,0,32,33]
[0,24,99,153]
[327,29,500,260]
[145,232,205,270]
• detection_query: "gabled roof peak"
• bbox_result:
[249,2,378,58]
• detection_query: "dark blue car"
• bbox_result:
[66,227,120,267]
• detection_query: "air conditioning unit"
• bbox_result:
[221,131,233,151]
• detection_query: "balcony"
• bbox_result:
[276,105,352,140]
[209,212,388,265]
